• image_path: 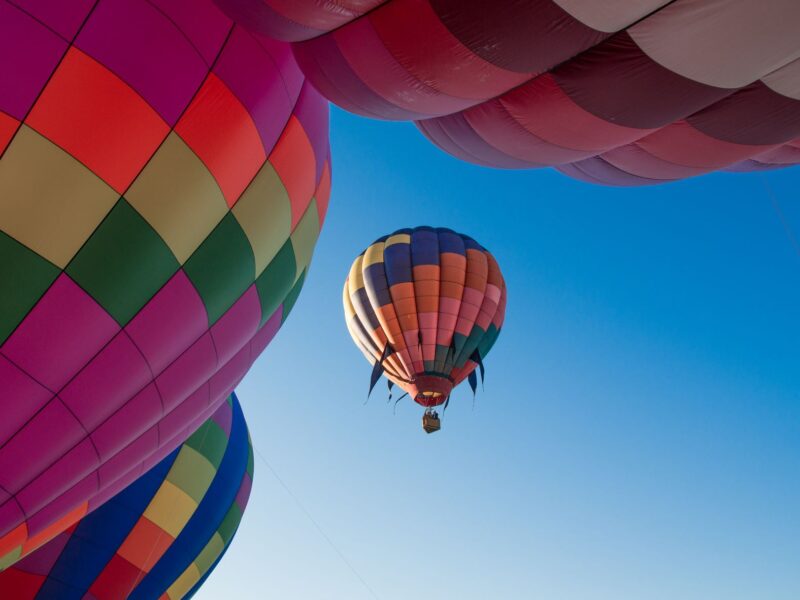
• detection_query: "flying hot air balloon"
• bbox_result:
[0,0,329,565]
[343,228,507,433]
[0,393,253,599]
[216,0,800,184]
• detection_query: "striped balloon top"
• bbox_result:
[0,394,253,600]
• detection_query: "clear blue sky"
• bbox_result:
[198,107,800,600]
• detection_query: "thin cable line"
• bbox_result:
[759,174,800,260]
[253,446,380,600]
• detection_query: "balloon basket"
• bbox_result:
[422,410,441,434]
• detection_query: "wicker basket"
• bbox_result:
[422,412,441,433]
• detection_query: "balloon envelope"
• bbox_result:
[343,227,506,407]
[216,0,800,184]
[0,393,252,599]
[0,0,329,564]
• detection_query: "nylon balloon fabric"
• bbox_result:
[343,227,506,407]
[215,0,800,185]
[0,0,330,567]
[0,393,253,599]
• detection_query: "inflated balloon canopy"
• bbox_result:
[0,0,329,566]
[344,227,506,409]
[0,394,252,599]
[216,0,800,184]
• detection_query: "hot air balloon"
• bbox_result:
[343,227,507,432]
[0,393,252,599]
[216,0,800,184]
[0,0,329,565]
